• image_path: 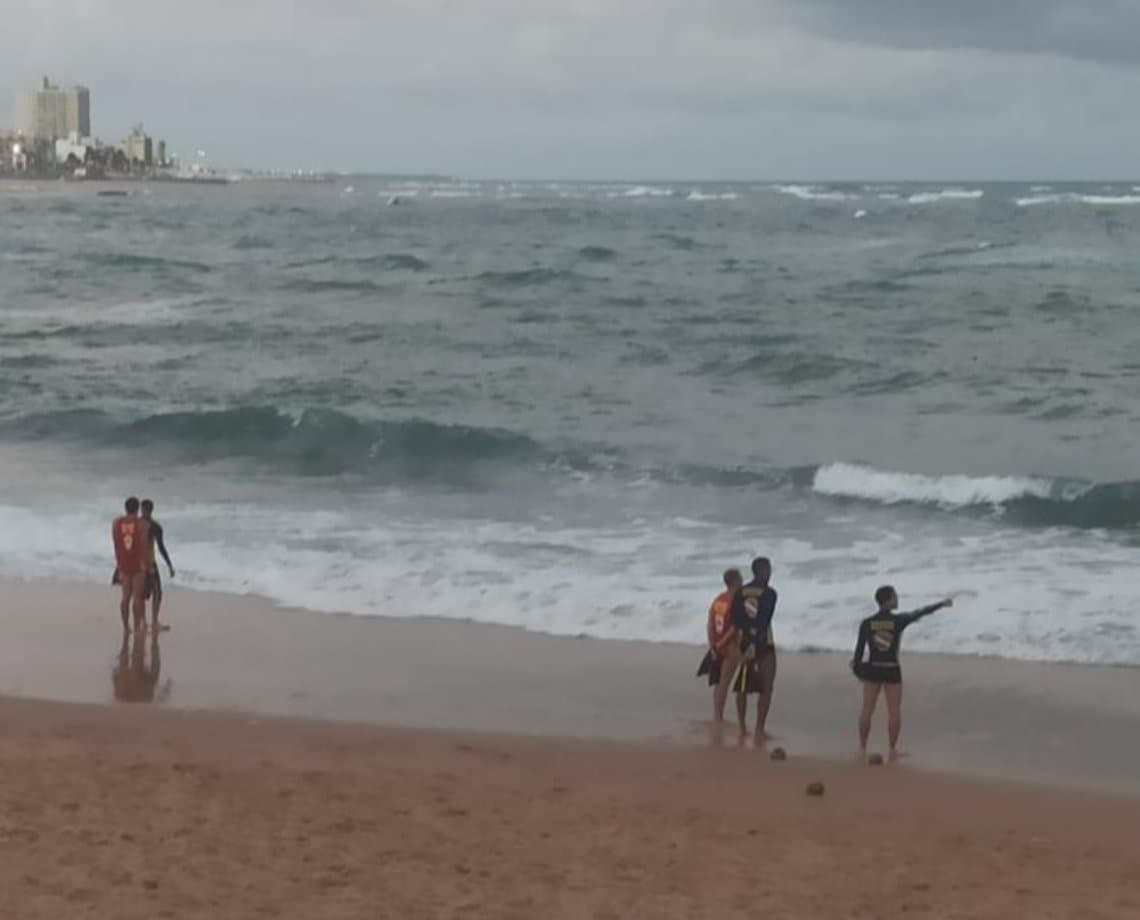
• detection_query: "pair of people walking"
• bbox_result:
[111,497,175,634]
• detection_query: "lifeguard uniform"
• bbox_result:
[112,515,148,580]
[707,590,737,661]
[696,589,740,686]
[730,581,778,695]
[851,603,942,685]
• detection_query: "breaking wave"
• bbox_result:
[811,463,1140,530]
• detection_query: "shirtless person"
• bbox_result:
[140,499,175,631]
[851,586,953,762]
[730,557,778,741]
[112,497,150,633]
[706,568,743,724]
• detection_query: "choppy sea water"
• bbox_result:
[2,179,1139,663]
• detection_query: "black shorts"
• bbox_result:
[855,662,901,685]
[696,650,723,686]
[143,569,162,600]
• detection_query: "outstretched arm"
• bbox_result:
[899,598,953,629]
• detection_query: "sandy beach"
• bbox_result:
[2,580,1140,918]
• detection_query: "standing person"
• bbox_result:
[702,568,743,724]
[140,499,175,632]
[730,557,778,741]
[111,497,150,634]
[851,587,953,763]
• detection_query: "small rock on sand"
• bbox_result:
[868,754,884,766]
[806,782,825,797]
[770,747,788,761]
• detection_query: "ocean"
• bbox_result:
[1,178,1138,664]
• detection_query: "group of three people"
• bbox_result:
[111,497,176,634]
[703,557,952,761]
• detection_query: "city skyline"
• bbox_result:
[3,1,1140,179]
[14,77,90,142]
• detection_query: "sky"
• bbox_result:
[2,0,1139,180]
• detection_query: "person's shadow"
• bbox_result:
[112,630,172,704]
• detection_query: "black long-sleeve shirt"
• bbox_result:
[731,581,777,654]
[852,602,944,673]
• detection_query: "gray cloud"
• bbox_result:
[1,1,1139,177]
[781,0,1140,67]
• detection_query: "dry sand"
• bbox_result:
[2,697,1139,920]
[2,580,1140,918]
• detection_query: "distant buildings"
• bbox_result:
[122,127,153,168]
[16,76,90,141]
[2,76,173,178]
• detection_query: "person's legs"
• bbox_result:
[858,681,881,759]
[735,688,748,739]
[885,682,903,759]
[150,573,164,627]
[119,581,132,632]
[754,651,777,739]
[130,574,147,633]
[714,648,739,723]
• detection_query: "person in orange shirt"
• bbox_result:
[706,568,743,724]
[112,497,150,634]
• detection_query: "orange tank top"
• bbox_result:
[113,516,147,575]
[708,591,736,655]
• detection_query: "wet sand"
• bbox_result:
[2,580,1140,917]
[2,580,1139,793]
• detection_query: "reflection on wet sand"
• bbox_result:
[112,631,172,704]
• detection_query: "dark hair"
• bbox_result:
[125,496,140,514]
[723,567,743,588]
[141,499,154,513]
[875,585,896,606]
[751,557,771,579]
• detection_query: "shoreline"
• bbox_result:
[2,578,1140,795]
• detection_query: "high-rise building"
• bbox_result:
[16,77,91,141]
[122,127,153,168]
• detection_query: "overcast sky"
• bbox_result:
[2,0,1138,179]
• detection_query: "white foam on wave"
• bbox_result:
[3,295,190,331]
[1,497,1137,665]
[0,493,1136,664]
[853,209,867,219]
[686,190,739,201]
[609,185,674,199]
[774,184,859,202]
[812,463,1053,508]
[906,188,984,205]
[1016,192,1140,207]
[429,189,478,199]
